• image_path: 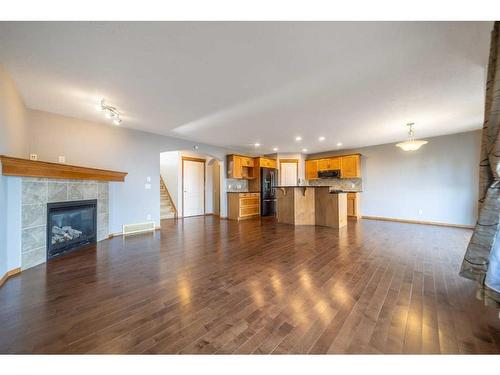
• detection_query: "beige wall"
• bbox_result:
[0,64,29,277]
[0,64,28,157]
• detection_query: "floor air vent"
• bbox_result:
[122,221,155,236]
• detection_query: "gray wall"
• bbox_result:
[309,130,481,226]
[26,109,236,233]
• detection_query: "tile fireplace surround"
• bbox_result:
[20,178,109,269]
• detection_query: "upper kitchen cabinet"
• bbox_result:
[340,154,361,178]
[253,157,277,169]
[318,157,340,171]
[305,154,361,179]
[305,159,318,180]
[226,154,256,179]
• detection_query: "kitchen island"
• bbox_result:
[274,186,348,228]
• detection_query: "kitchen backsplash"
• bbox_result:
[226,178,249,192]
[308,177,362,191]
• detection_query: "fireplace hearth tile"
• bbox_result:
[82,182,98,199]
[22,225,46,252]
[48,182,68,202]
[19,178,110,270]
[98,199,108,214]
[22,181,48,205]
[21,246,46,270]
[98,182,108,199]
[22,204,46,228]
[68,183,84,200]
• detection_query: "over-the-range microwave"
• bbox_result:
[317,169,341,178]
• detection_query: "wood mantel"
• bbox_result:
[0,155,127,182]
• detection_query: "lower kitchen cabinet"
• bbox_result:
[347,192,361,219]
[227,192,260,220]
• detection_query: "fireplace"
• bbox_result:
[47,199,97,259]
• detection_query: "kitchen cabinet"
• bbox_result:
[305,159,318,180]
[227,154,256,179]
[318,157,340,171]
[227,192,260,220]
[305,154,361,180]
[347,192,361,219]
[254,157,277,169]
[340,155,361,178]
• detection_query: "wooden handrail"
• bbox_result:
[160,176,178,219]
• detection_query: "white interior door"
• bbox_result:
[280,163,298,186]
[183,160,205,217]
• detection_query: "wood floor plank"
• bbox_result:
[0,216,498,354]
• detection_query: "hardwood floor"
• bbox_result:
[0,216,499,354]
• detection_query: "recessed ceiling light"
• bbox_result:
[337,142,343,147]
[302,148,308,153]
[318,136,326,141]
[273,147,279,152]
[254,143,261,147]
[295,136,302,141]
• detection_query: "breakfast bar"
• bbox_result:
[274,186,348,228]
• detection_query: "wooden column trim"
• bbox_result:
[0,155,127,182]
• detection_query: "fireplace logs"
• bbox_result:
[51,225,83,244]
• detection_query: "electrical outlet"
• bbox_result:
[145,183,151,190]
[236,184,242,189]
[146,214,151,221]
[29,153,38,161]
[228,184,232,190]
[418,209,423,215]
[58,156,66,163]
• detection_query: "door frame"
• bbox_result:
[279,158,299,186]
[182,156,206,218]
[212,160,221,216]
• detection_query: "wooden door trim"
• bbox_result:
[182,156,206,163]
[182,157,206,218]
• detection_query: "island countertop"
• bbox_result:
[226,191,260,194]
[272,186,361,193]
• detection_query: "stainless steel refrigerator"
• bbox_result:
[261,167,277,216]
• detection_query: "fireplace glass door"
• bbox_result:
[47,199,97,259]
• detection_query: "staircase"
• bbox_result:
[160,177,177,220]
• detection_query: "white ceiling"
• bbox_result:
[0,21,492,154]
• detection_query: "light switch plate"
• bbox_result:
[146,176,151,182]
[58,156,66,163]
[145,183,152,190]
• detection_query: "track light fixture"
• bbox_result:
[100,99,122,126]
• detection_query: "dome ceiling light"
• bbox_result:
[100,99,122,126]
[396,123,428,151]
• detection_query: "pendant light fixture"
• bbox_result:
[396,123,428,151]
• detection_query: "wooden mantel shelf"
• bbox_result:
[0,155,127,182]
